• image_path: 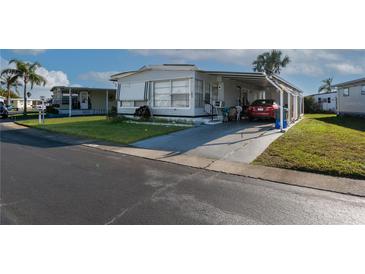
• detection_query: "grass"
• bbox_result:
[254,114,365,179]
[16,115,188,144]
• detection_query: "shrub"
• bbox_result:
[134,105,151,119]
[304,96,320,113]
[108,106,118,117]
[46,105,59,114]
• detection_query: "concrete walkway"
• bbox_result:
[133,120,283,163]
[6,121,365,197]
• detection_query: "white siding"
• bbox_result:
[338,83,365,115]
[310,93,337,112]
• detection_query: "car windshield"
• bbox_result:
[252,100,275,106]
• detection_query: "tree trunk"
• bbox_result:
[23,79,27,115]
[7,83,11,106]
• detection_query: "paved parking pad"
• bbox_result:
[133,120,282,163]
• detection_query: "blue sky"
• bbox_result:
[1,49,365,98]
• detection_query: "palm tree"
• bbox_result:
[2,60,46,114]
[318,78,333,93]
[252,50,290,76]
[0,71,21,104]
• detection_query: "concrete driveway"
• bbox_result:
[133,120,283,163]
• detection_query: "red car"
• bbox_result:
[247,99,279,121]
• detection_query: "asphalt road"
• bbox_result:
[1,122,365,224]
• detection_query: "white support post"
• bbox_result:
[68,87,72,117]
[42,99,45,123]
[287,92,291,124]
[105,90,109,115]
[280,89,284,131]
[294,95,298,120]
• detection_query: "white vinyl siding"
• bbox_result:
[120,100,134,107]
[195,79,203,107]
[153,79,190,108]
[120,100,147,107]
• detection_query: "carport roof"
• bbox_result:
[200,70,303,94]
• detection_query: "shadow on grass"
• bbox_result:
[313,115,365,132]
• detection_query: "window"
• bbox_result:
[204,82,210,103]
[195,79,203,108]
[361,85,365,95]
[343,88,349,96]
[172,80,189,107]
[328,97,331,103]
[318,97,321,103]
[61,93,78,105]
[154,81,171,107]
[153,79,190,108]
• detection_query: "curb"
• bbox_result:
[7,121,365,197]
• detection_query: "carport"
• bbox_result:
[199,71,304,131]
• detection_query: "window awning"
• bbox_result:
[119,82,146,101]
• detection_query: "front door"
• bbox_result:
[80,91,88,109]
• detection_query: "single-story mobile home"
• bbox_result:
[110,64,304,130]
[334,77,365,116]
[9,98,43,110]
[51,86,116,116]
[307,92,337,113]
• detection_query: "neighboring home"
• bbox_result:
[110,64,304,129]
[333,77,365,117]
[50,86,116,116]
[306,92,337,113]
[9,98,43,110]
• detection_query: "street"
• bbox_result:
[1,122,365,225]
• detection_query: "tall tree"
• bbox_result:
[252,50,290,76]
[2,60,46,114]
[0,70,21,104]
[318,78,333,93]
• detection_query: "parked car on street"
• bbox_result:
[0,100,9,118]
[247,99,278,121]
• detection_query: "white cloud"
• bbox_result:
[36,67,69,88]
[78,71,118,83]
[130,49,261,66]
[130,49,365,77]
[11,49,47,55]
[1,57,70,99]
[326,63,365,75]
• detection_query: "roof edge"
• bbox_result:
[333,77,365,87]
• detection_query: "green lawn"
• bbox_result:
[17,116,187,144]
[254,114,365,179]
